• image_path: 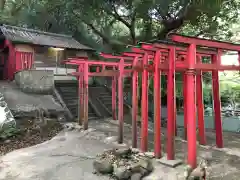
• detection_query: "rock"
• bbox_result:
[138,159,154,176]
[93,159,113,174]
[190,168,206,179]
[85,128,95,133]
[130,162,142,173]
[4,139,11,144]
[114,147,131,157]
[184,164,206,180]
[63,123,74,130]
[143,174,164,180]
[113,166,132,179]
[131,148,140,154]
[139,167,149,176]
[63,123,83,131]
[139,159,153,171]
[130,158,153,177]
[92,170,97,174]
[57,115,66,122]
[118,160,125,166]
[104,136,118,144]
[144,152,155,158]
[131,173,142,180]
[201,151,213,165]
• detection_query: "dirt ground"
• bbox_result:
[0,118,63,155]
[92,117,240,180]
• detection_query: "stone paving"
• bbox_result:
[1,119,240,180]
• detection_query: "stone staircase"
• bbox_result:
[88,87,112,118]
[54,80,99,120]
[97,91,113,114]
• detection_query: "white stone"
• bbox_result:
[131,148,140,154]
[144,152,155,158]
[104,136,118,144]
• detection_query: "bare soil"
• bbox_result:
[0,118,63,155]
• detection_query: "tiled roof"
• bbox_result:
[0,25,93,50]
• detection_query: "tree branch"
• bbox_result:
[130,10,136,44]
[104,3,136,44]
[81,19,112,45]
[72,10,113,45]
[155,2,192,40]
[175,1,192,19]
[106,5,131,29]
[156,7,167,21]
[195,30,204,37]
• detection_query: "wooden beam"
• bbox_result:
[170,34,240,51]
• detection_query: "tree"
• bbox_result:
[1,0,240,102]
[1,0,239,53]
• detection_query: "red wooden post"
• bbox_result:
[96,66,100,72]
[20,52,24,69]
[212,50,223,148]
[112,66,117,120]
[196,55,206,145]
[238,52,240,64]
[29,52,33,69]
[141,53,149,152]
[132,57,139,148]
[102,65,106,71]
[78,64,84,125]
[6,40,15,80]
[154,50,162,158]
[183,73,187,140]
[15,51,22,71]
[186,43,197,168]
[167,47,176,160]
[83,62,89,130]
[118,58,124,144]
[238,52,240,75]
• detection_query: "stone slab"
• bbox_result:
[156,156,182,168]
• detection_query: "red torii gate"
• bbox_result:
[64,34,240,168]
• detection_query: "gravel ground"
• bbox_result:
[0,118,63,155]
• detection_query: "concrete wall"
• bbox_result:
[125,92,240,132]
[14,70,54,94]
[176,114,240,132]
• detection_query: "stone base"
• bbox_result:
[156,156,182,168]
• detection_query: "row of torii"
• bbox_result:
[64,34,240,168]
